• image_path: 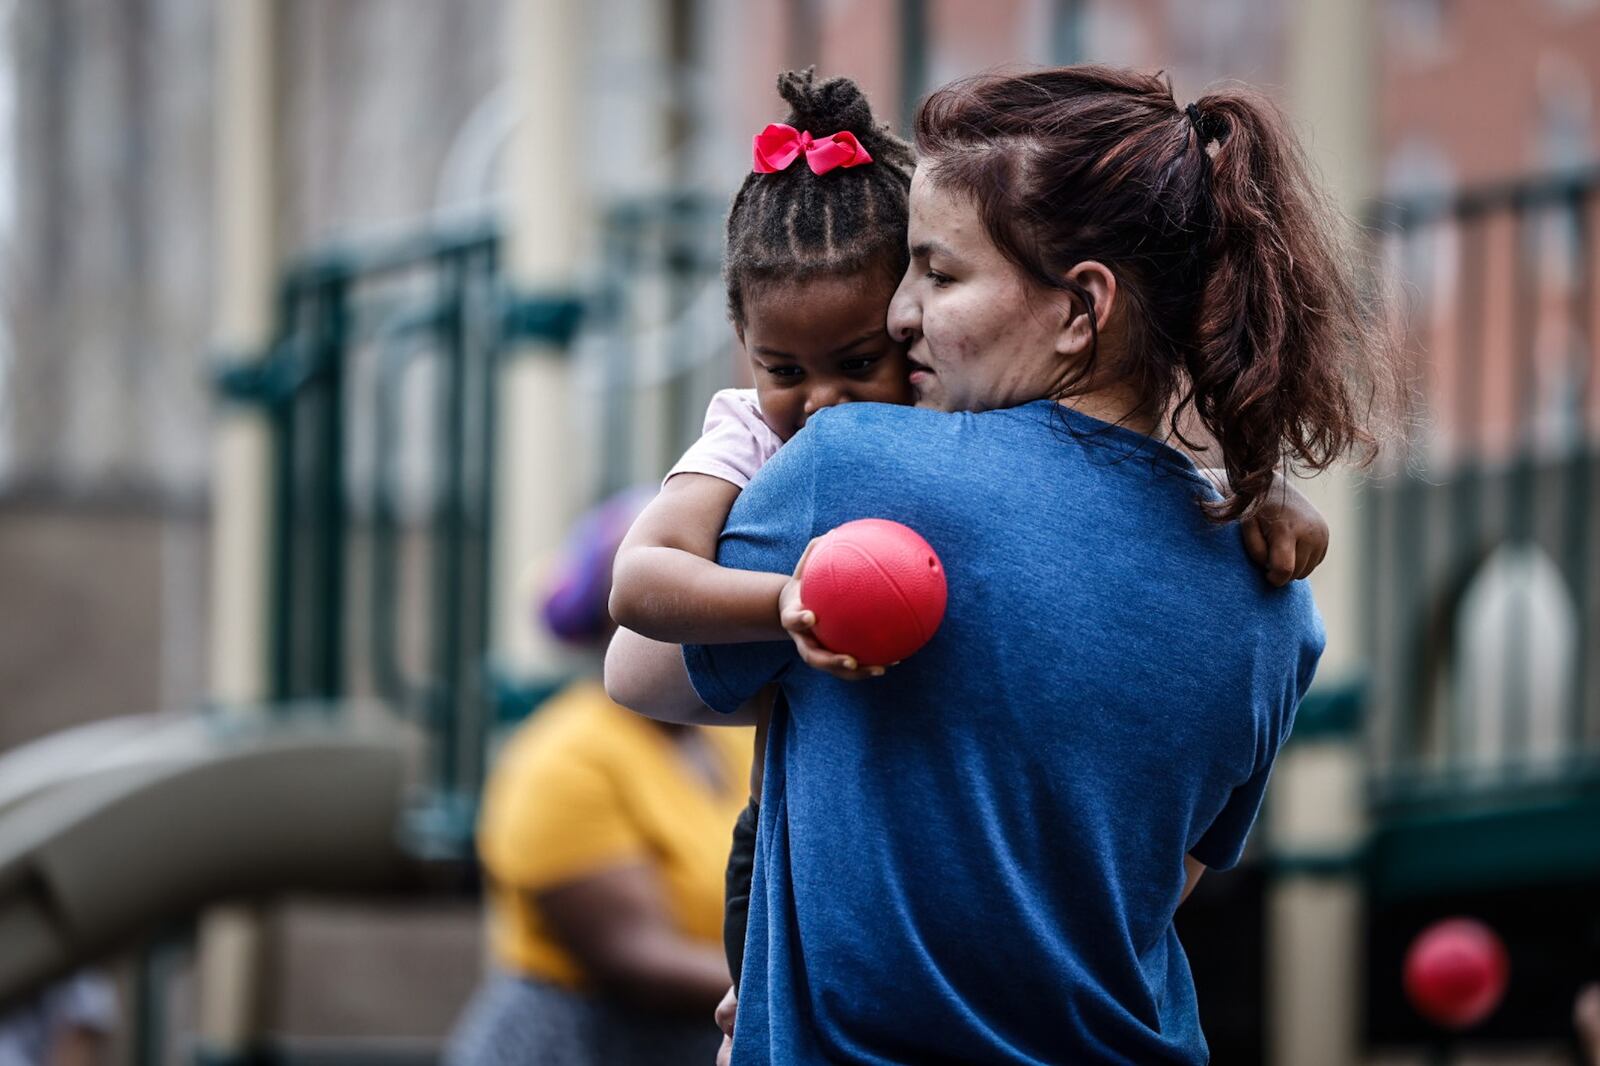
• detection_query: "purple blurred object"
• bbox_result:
[539,486,655,643]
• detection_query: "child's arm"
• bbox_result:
[609,473,789,644]
[1175,410,1329,586]
[1241,472,1328,586]
[1181,855,1206,905]
[608,476,872,694]
[1194,466,1329,587]
[604,627,762,726]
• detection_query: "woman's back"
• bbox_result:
[686,400,1323,1064]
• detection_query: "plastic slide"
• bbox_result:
[0,707,415,1007]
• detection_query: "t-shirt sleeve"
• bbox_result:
[482,743,648,890]
[663,389,783,490]
[1190,611,1325,871]
[682,422,821,713]
[1188,759,1275,871]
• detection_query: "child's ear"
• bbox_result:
[1055,262,1118,360]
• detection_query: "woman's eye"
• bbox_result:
[926,270,953,288]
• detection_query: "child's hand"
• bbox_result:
[779,539,888,681]
[715,986,738,1066]
[1241,473,1329,586]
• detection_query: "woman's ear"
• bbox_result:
[1055,262,1118,359]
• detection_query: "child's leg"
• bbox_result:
[722,794,760,990]
[723,690,771,990]
[1576,983,1600,1066]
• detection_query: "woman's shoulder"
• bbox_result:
[812,400,941,430]
[1219,572,1326,696]
[803,402,970,456]
[809,398,1087,440]
[801,400,1076,475]
[1277,580,1327,665]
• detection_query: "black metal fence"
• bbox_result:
[1364,166,1600,836]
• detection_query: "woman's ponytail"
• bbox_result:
[1184,88,1393,518]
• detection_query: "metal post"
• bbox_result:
[1270,0,1375,1063]
[466,240,501,797]
[314,279,350,700]
[1050,0,1084,64]
[1447,210,1489,765]
[1503,200,1539,759]
[786,0,819,69]
[211,0,279,709]
[898,0,926,133]
[1563,186,1594,749]
[198,1,281,1060]
[497,0,586,677]
[436,254,468,799]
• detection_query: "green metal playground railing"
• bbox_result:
[222,218,536,855]
[592,192,729,494]
[216,194,727,858]
[1362,166,1600,900]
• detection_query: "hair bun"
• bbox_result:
[776,67,876,140]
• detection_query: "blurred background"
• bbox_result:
[0,1,1595,1064]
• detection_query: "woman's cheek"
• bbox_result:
[923,304,963,361]
[935,302,982,363]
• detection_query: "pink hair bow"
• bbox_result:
[752,123,873,175]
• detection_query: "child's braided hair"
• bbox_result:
[724,68,916,327]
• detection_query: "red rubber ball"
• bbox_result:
[1402,918,1509,1030]
[800,519,947,668]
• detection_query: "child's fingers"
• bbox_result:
[790,630,884,680]
[1295,533,1321,581]
[781,603,816,633]
[1293,540,1312,581]
[1267,532,1296,586]
[1306,539,1328,579]
[1241,518,1270,569]
[801,646,882,681]
[1294,533,1332,581]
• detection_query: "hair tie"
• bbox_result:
[1184,103,1206,139]
[752,123,873,175]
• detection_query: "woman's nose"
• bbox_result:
[887,274,920,342]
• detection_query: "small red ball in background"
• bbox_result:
[799,519,947,667]
[1403,917,1509,1029]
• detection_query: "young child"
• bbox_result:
[606,68,1330,1038]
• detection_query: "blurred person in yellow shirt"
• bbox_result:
[447,490,750,1066]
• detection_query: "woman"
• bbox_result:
[447,491,751,1066]
[609,66,1393,1063]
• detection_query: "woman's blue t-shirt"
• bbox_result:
[684,400,1324,1065]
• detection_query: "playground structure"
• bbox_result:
[0,2,1594,1064]
[1356,165,1600,1056]
[1,175,1591,1066]
[0,184,728,1041]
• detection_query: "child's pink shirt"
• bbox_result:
[663,388,783,489]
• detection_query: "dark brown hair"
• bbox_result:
[916,66,1396,519]
[724,69,916,326]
